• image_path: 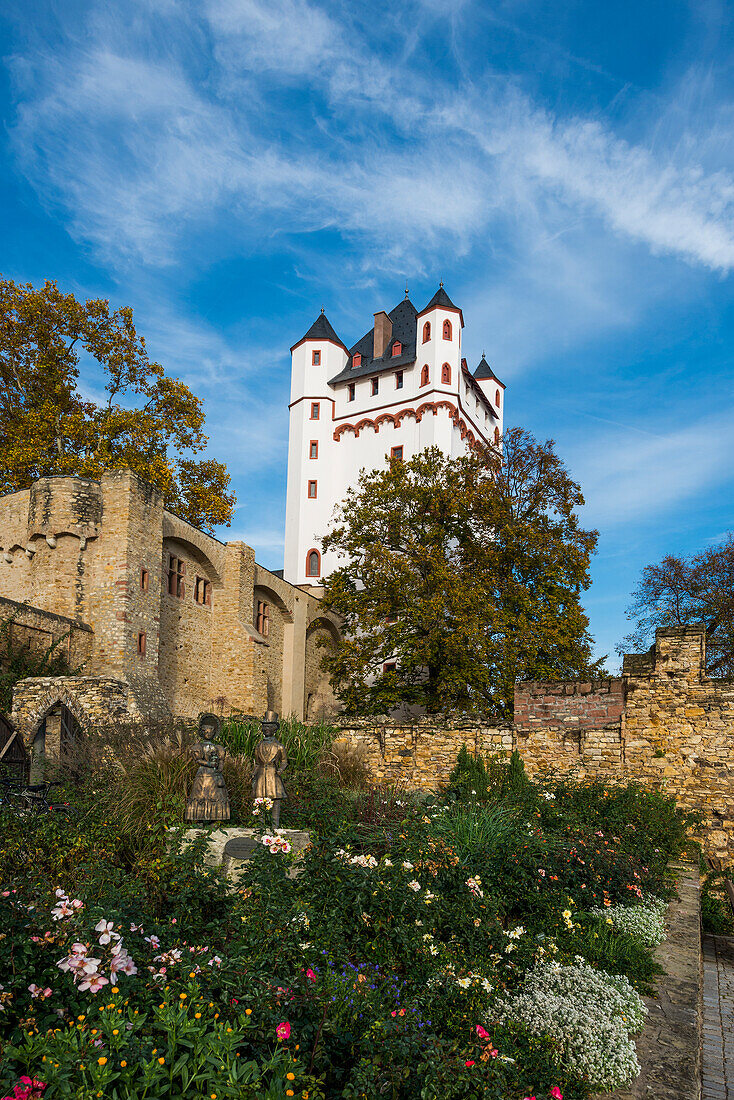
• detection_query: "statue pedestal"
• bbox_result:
[180,827,311,881]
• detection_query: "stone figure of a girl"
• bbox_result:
[252,710,288,828]
[185,713,230,823]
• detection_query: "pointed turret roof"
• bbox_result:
[474,355,504,388]
[416,283,464,325]
[291,310,348,353]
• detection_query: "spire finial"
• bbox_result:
[439,279,444,288]
[320,306,325,314]
[482,349,486,358]
[405,283,409,298]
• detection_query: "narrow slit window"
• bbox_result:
[441,363,451,384]
[312,349,321,365]
[309,440,318,459]
[420,364,429,386]
[395,370,403,390]
[308,480,318,498]
[371,377,379,396]
[140,567,149,593]
[195,576,211,606]
[310,402,320,419]
[137,631,146,657]
[256,599,270,636]
[348,383,356,401]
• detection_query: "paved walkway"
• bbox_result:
[703,935,734,1100]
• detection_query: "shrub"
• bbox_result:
[591,894,667,949]
[493,958,646,1091]
[701,869,734,935]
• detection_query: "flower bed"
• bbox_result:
[0,750,695,1099]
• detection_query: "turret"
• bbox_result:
[415,284,463,392]
[474,355,504,442]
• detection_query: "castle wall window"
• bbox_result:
[312,350,321,365]
[309,440,318,459]
[353,353,361,368]
[310,402,320,419]
[422,321,431,343]
[494,427,500,444]
[306,548,321,578]
[391,341,402,357]
[194,576,211,606]
[421,364,429,387]
[442,319,452,340]
[256,599,270,636]
[137,631,146,657]
[495,389,501,406]
[383,661,397,673]
[140,567,149,593]
[441,363,451,384]
[395,370,403,389]
[371,377,379,396]
[308,480,318,498]
[348,383,355,401]
[167,555,185,598]
[391,446,403,460]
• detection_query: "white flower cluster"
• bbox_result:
[591,894,667,949]
[261,834,292,854]
[252,797,273,816]
[493,958,646,1091]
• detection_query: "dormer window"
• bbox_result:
[422,321,431,343]
[353,353,362,368]
[391,341,402,357]
[442,319,452,340]
[312,350,321,365]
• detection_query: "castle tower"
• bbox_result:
[283,287,504,586]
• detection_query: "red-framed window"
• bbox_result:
[310,402,320,419]
[353,353,362,368]
[383,661,397,673]
[495,389,501,406]
[306,548,321,578]
[371,377,379,396]
[309,440,318,459]
[420,364,429,386]
[308,480,318,498]
[140,567,149,593]
[494,427,500,444]
[391,341,402,357]
[256,599,270,636]
[422,321,431,343]
[167,555,185,598]
[395,370,403,389]
[137,631,146,657]
[348,383,355,401]
[195,576,212,606]
[442,319,452,340]
[391,446,403,460]
[312,349,321,365]
[441,363,451,384]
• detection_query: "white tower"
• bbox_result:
[283,287,504,586]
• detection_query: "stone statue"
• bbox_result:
[252,710,288,828]
[184,713,230,823]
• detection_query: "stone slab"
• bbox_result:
[181,826,311,881]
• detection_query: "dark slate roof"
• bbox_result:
[328,297,418,386]
[474,355,504,388]
[422,285,459,312]
[292,311,348,352]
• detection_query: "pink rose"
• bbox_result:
[465,1060,475,1067]
[550,1090,563,1100]
[276,1021,290,1040]
[475,1024,490,1040]
[306,968,317,982]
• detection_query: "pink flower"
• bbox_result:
[305,968,317,982]
[550,1090,563,1100]
[475,1024,490,1040]
[78,972,109,994]
[95,919,115,945]
[276,1021,291,1040]
[465,1060,475,1067]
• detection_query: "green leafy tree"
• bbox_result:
[0,277,235,532]
[320,431,602,716]
[620,535,734,674]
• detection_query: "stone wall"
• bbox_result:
[0,596,93,670]
[337,626,734,864]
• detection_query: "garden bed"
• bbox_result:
[0,734,699,1100]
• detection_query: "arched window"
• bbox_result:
[441,363,451,385]
[306,549,321,578]
[442,319,452,340]
[422,321,431,343]
[494,427,500,445]
[495,389,500,406]
[420,364,429,386]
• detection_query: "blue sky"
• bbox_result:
[2,0,734,670]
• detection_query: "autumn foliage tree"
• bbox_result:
[621,535,734,675]
[320,430,603,717]
[0,278,235,532]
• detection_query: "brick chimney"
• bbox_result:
[373,311,392,359]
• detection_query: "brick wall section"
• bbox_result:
[514,678,624,732]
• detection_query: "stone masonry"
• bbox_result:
[337,626,734,864]
[0,472,340,747]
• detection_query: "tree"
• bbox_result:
[0,278,235,532]
[620,535,734,675]
[319,430,603,717]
